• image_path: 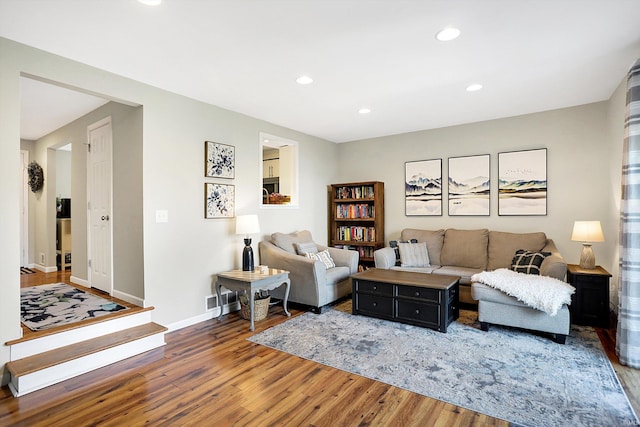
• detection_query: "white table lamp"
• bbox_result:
[571,221,604,269]
[236,214,260,271]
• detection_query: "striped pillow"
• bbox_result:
[306,249,336,269]
[398,242,430,267]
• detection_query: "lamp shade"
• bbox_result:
[571,221,604,243]
[235,214,260,236]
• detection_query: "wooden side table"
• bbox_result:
[566,264,611,328]
[216,268,291,331]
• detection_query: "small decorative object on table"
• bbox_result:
[240,291,270,321]
[236,214,260,271]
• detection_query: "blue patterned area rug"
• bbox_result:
[249,302,638,427]
[21,283,128,331]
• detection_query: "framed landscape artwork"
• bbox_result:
[205,141,235,179]
[405,159,442,216]
[498,148,547,216]
[205,183,235,218]
[448,154,490,216]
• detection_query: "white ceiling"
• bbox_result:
[3,0,640,143]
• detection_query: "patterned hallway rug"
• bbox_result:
[21,283,128,331]
[249,303,638,427]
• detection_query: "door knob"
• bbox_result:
[101,215,110,221]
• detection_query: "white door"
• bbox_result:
[20,150,29,267]
[87,117,113,294]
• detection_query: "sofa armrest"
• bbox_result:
[374,247,396,269]
[259,241,326,293]
[322,246,359,274]
[540,239,567,280]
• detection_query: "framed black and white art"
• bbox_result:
[448,154,490,216]
[498,148,547,216]
[205,183,235,218]
[205,141,235,179]
[405,159,442,216]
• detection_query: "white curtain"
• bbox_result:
[617,58,640,368]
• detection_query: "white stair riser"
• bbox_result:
[9,333,165,397]
[11,311,153,360]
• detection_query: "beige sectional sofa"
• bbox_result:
[373,228,567,305]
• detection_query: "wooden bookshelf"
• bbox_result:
[329,181,384,271]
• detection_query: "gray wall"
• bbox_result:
[337,98,625,309]
[0,37,340,384]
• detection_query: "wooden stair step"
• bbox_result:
[7,322,167,378]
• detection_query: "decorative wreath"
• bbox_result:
[27,161,44,193]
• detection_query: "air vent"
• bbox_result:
[206,292,240,312]
[205,295,218,311]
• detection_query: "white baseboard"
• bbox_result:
[70,276,89,287]
[113,289,144,307]
[34,264,58,273]
[165,302,240,333]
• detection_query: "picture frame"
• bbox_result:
[205,183,235,218]
[405,159,442,216]
[498,148,547,216]
[448,154,490,216]
[205,141,235,179]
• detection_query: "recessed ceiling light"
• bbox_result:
[436,27,461,42]
[466,83,483,92]
[358,108,371,115]
[138,0,162,5]
[296,75,313,85]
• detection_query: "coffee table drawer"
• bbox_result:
[355,293,393,317]
[355,280,393,296]
[396,300,440,328]
[397,285,441,303]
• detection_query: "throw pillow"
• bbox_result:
[511,249,551,275]
[398,242,430,267]
[306,249,336,269]
[295,241,318,255]
[271,230,314,254]
[390,239,417,265]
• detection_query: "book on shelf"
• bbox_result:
[335,185,375,200]
[335,226,376,242]
[336,203,375,219]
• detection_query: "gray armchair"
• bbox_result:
[259,230,359,313]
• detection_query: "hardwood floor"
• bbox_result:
[2,270,638,426]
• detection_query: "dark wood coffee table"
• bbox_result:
[351,268,460,332]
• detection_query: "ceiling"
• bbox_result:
[3,0,640,143]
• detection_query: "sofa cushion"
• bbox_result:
[324,266,351,286]
[271,230,314,254]
[398,242,430,267]
[390,266,439,274]
[401,229,445,265]
[295,241,318,255]
[433,266,483,285]
[471,282,530,308]
[511,250,551,275]
[440,229,488,269]
[488,231,547,270]
[306,249,336,269]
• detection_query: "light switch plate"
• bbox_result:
[155,210,168,223]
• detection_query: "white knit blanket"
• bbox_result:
[472,268,575,316]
